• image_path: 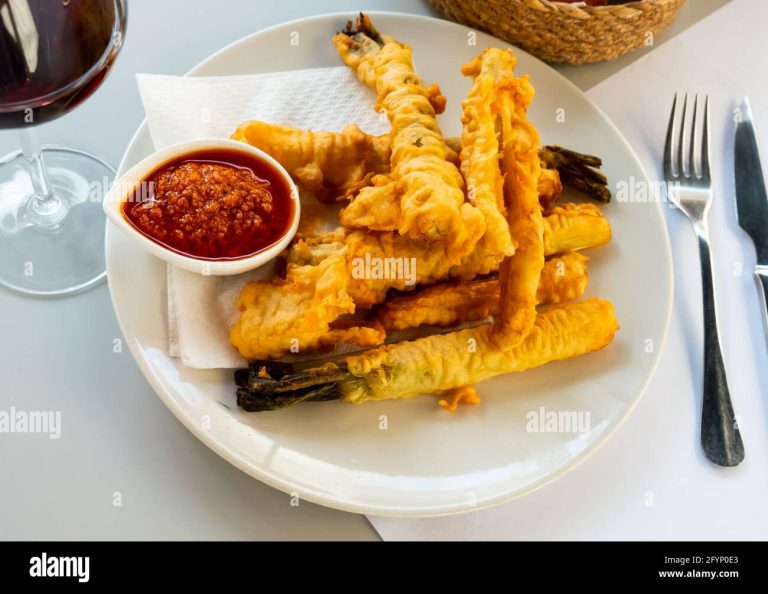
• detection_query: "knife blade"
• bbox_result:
[735,97,768,328]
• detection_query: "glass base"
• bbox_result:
[0,147,114,296]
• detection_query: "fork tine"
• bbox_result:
[701,95,711,181]
[664,93,678,178]
[689,95,699,178]
[678,93,689,177]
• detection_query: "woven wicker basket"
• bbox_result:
[430,0,687,64]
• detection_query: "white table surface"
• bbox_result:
[0,0,730,540]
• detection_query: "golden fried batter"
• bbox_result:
[438,385,480,412]
[341,298,618,403]
[537,252,590,304]
[333,14,486,259]
[491,65,544,346]
[230,38,613,364]
[538,167,563,205]
[232,121,564,214]
[231,121,390,202]
[459,49,516,260]
[378,277,500,331]
[325,320,386,349]
[230,254,383,360]
[287,204,610,308]
[376,252,589,331]
[338,175,399,230]
[543,203,612,254]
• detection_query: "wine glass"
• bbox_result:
[0,0,127,296]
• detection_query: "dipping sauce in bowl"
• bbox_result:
[121,148,295,261]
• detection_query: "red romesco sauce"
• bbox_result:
[122,149,294,260]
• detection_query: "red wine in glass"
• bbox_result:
[0,0,121,128]
[0,0,127,296]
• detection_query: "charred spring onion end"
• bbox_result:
[339,12,383,46]
[539,145,611,203]
[235,361,344,412]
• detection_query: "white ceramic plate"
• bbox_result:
[106,12,673,517]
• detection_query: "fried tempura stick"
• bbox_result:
[458,48,516,259]
[333,14,486,258]
[230,254,385,360]
[376,252,589,330]
[343,298,617,403]
[490,58,545,346]
[235,298,618,409]
[231,121,391,202]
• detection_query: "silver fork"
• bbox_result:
[664,93,744,467]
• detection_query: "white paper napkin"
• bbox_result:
[369,0,768,539]
[135,68,390,368]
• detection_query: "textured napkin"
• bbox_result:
[369,0,768,539]
[135,68,389,368]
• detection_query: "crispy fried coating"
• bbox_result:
[232,121,564,216]
[378,277,500,331]
[231,204,611,359]
[325,320,386,348]
[287,204,610,308]
[341,298,618,403]
[538,167,563,206]
[459,49,516,260]
[492,65,545,346]
[230,37,612,363]
[338,175,399,230]
[230,30,619,408]
[230,254,384,360]
[437,385,480,412]
[376,252,589,330]
[333,14,486,258]
[298,225,503,308]
[543,203,612,254]
[231,121,390,202]
[536,252,590,304]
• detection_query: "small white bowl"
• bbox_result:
[103,138,300,276]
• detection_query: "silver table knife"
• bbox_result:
[735,98,768,333]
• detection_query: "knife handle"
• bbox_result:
[697,233,745,466]
[755,268,768,333]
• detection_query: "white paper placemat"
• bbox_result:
[368,0,768,539]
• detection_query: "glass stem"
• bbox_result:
[18,127,68,225]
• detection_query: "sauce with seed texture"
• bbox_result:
[122,149,294,260]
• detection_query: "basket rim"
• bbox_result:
[435,0,686,17]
